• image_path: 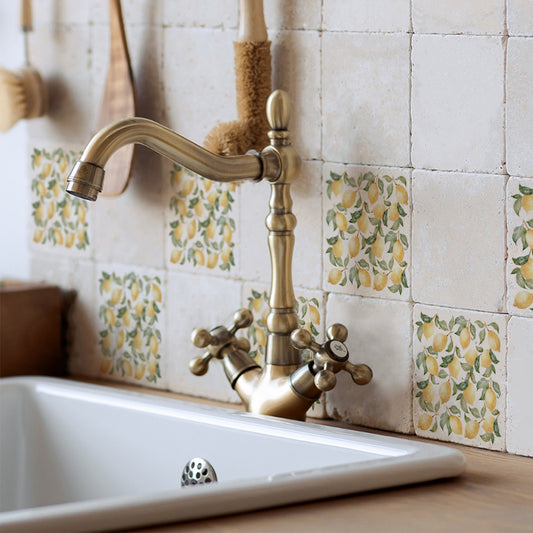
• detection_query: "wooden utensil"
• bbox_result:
[97,0,136,197]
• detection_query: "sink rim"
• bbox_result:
[0,376,465,533]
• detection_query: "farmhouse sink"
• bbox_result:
[0,377,465,532]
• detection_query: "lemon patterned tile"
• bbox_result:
[96,266,167,389]
[30,146,90,255]
[243,283,326,417]
[413,304,506,450]
[507,177,533,316]
[323,164,410,300]
[166,164,239,276]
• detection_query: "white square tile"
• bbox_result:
[270,30,321,160]
[412,170,506,313]
[323,0,411,32]
[167,272,243,403]
[506,38,533,177]
[413,304,506,450]
[412,35,504,173]
[163,27,237,145]
[94,264,168,389]
[322,33,410,167]
[325,294,413,434]
[91,0,164,26]
[412,0,505,34]
[507,0,533,35]
[323,164,411,300]
[240,161,322,290]
[32,0,90,27]
[506,177,533,316]
[507,316,533,457]
[163,0,237,29]
[265,0,322,30]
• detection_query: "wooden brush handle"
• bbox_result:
[20,0,32,31]
[238,0,267,42]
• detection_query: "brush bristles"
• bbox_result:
[0,67,28,132]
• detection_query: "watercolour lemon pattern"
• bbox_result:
[30,147,89,250]
[509,182,533,313]
[168,164,237,271]
[98,271,163,385]
[325,169,409,297]
[414,309,505,449]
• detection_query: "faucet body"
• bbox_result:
[67,90,371,421]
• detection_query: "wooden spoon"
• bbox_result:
[97,0,136,197]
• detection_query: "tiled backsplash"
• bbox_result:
[18,1,532,457]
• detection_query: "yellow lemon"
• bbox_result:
[426,355,439,376]
[449,356,460,379]
[47,202,55,219]
[331,179,342,196]
[459,327,470,349]
[78,204,86,223]
[464,348,478,366]
[33,229,43,242]
[422,381,434,402]
[526,229,533,249]
[373,273,388,291]
[332,239,344,258]
[206,219,216,240]
[122,360,133,377]
[485,388,497,412]
[41,162,52,178]
[194,249,205,266]
[256,328,267,347]
[480,349,492,368]
[359,269,371,287]
[100,357,112,373]
[390,266,403,285]
[309,305,320,325]
[392,240,404,263]
[417,413,433,431]
[227,182,237,192]
[464,420,480,439]
[147,359,158,375]
[207,252,219,269]
[182,179,195,196]
[130,281,139,301]
[76,229,86,244]
[373,203,386,220]
[176,198,187,216]
[463,382,476,405]
[122,308,131,327]
[35,203,44,221]
[371,236,384,258]
[396,183,408,205]
[513,291,533,309]
[223,223,232,244]
[134,301,145,316]
[336,212,348,232]
[368,182,379,204]
[482,414,495,434]
[356,211,369,233]
[133,330,143,350]
[328,268,343,285]
[53,229,63,245]
[102,334,112,351]
[134,364,146,380]
[171,168,183,186]
[173,223,183,240]
[194,201,204,217]
[252,296,263,312]
[102,278,112,293]
[341,190,356,208]
[110,288,122,305]
[59,156,67,174]
[432,333,447,352]
[219,191,229,207]
[439,381,451,403]
[52,182,60,198]
[388,203,400,222]
[37,181,46,197]
[187,219,197,239]
[487,330,500,352]
[221,248,232,264]
[422,320,434,339]
[152,283,162,302]
[170,249,182,264]
[62,202,72,219]
[520,256,533,280]
[522,194,533,212]
[116,330,125,349]
[450,415,463,435]
[105,308,116,326]
[65,232,75,248]
[146,301,155,318]
[149,335,159,356]
[34,153,42,168]
[207,190,218,205]
[348,235,360,257]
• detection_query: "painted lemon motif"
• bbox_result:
[256,328,267,347]
[371,235,384,258]
[392,240,404,263]
[463,382,476,405]
[432,333,447,352]
[173,223,183,241]
[223,223,232,244]
[332,238,344,258]
[480,349,492,368]
[358,269,371,287]
[448,356,460,379]
[335,212,348,232]
[110,288,122,305]
[116,330,125,349]
[487,330,500,352]
[134,301,145,316]
[122,360,133,377]
[133,330,143,350]
[485,387,497,412]
[522,194,533,212]
[149,335,158,356]
[194,249,205,266]
[341,189,356,208]
[65,232,75,248]
[418,413,433,431]
[134,364,146,380]
[152,283,162,302]
[170,249,182,264]
[130,281,139,301]
[388,203,400,222]
[459,327,470,349]
[368,182,379,204]
[439,381,451,403]
[206,219,216,240]
[309,304,320,325]
[426,355,439,376]
[373,203,386,220]
[464,348,478,366]
[422,381,434,402]
[422,320,434,339]
[513,291,533,309]
[464,420,480,439]
[396,183,408,205]
[373,273,387,291]
[78,204,86,223]
[207,253,219,269]
[221,248,232,264]
[526,229,533,249]
[348,235,360,257]
[520,256,533,280]
[100,357,112,373]
[176,198,187,216]
[146,301,156,318]
[450,415,463,435]
[182,178,195,196]
[219,191,229,207]
[482,414,495,434]
[148,359,158,375]
[328,268,342,285]
[356,211,369,233]
[104,307,115,326]
[122,308,131,327]
[102,278,112,293]
[187,219,197,239]
[331,179,342,196]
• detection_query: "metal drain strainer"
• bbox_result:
[181,457,218,487]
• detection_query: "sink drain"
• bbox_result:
[181,457,218,487]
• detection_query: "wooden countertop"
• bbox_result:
[81,380,533,533]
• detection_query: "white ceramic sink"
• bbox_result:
[0,377,464,532]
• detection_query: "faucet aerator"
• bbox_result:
[66,161,105,201]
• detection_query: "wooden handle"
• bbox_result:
[238,0,267,42]
[20,0,32,31]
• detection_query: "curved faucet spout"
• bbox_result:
[66,117,280,201]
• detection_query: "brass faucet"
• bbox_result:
[66,90,372,421]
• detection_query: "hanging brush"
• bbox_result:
[0,0,47,132]
[203,0,271,156]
